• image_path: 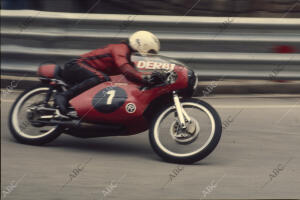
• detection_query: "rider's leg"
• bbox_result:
[55,62,109,114]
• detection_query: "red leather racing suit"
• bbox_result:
[75,43,145,83]
[58,42,148,109]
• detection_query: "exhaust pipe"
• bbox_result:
[36,119,127,138]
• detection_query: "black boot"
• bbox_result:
[55,92,70,115]
[55,76,104,115]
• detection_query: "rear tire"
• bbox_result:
[8,84,63,145]
[149,98,222,164]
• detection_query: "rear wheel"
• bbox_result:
[149,98,222,164]
[8,85,62,145]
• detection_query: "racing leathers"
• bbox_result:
[55,42,150,115]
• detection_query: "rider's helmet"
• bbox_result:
[129,31,160,56]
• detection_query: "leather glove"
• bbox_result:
[149,71,168,85]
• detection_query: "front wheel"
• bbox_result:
[149,98,222,164]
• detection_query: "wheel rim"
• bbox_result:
[12,87,58,139]
[153,102,216,157]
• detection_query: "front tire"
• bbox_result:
[8,84,62,145]
[149,98,222,164]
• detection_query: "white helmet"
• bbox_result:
[129,31,160,56]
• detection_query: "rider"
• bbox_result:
[55,30,163,115]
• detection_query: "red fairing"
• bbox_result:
[38,64,57,78]
[69,65,188,134]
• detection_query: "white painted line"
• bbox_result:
[1,99,16,103]
[215,105,300,108]
[0,89,24,93]
[200,94,300,99]
[1,75,38,81]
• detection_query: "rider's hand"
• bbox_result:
[148,71,168,85]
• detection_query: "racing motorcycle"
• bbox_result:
[9,53,222,164]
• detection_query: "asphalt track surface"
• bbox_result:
[1,92,300,200]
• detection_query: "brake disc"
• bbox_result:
[169,117,200,144]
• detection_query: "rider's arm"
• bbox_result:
[112,44,149,84]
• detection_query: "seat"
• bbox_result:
[37,64,61,79]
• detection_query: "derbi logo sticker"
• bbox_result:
[136,61,175,71]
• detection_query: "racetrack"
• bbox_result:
[1,92,300,200]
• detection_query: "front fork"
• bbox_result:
[172,91,191,128]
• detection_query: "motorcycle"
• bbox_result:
[9,53,222,164]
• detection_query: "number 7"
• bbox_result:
[106,90,116,105]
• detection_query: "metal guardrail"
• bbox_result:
[1,10,300,79]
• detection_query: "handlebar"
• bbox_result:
[139,70,177,91]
